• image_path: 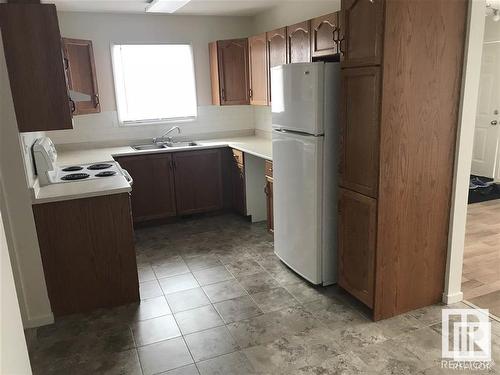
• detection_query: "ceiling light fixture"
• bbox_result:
[146,0,191,13]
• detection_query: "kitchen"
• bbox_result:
[0,1,478,374]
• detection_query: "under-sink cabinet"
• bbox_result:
[116,149,224,223]
[114,153,177,223]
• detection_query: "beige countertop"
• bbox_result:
[32,136,272,204]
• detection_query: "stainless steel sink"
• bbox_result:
[132,144,167,151]
[165,141,198,148]
[132,141,198,151]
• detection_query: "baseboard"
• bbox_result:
[23,312,54,328]
[442,291,463,304]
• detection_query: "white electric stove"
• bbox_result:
[32,137,132,186]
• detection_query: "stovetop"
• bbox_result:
[54,162,122,183]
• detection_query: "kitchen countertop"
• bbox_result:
[32,136,272,204]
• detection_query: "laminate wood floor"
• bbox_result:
[463,199,500,316]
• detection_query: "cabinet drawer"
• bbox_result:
[232,149,244,165]
[265,160,273,178]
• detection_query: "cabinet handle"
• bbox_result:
[69,98,76,113]
[249,89,253,99]
[339,38,345,55]
[221,88,225,101]
[63,57,69,70]
[93,94,100,107]
[333,28,339,43]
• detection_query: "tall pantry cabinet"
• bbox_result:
[337,0,468,320]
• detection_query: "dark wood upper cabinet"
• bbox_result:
[311,12,340,58]
[0,3,73,132]
[338,188,376,308]
[209,39,250,105]
[62,38,100,115]
[339,66,380,198]
[173,149,223,215]
[340,0,384,67]
[115,154,176,223]
[287,21,311,63]
[248,33,268,106]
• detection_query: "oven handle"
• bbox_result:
[121,168,133,186]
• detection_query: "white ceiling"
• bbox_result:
[44,0,285,16]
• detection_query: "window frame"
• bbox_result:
[110,42,198,127]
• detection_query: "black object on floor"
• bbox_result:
[469,175,500,204]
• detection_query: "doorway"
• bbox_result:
[461,12,500,318]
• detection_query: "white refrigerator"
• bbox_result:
[271,62,340,286]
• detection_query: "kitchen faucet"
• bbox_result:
[153,126,181,144]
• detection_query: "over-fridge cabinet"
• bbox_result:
[208,10,343,107]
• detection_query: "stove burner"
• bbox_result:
[61,173,90,181]
[87,163,113,170]
[62,166,83,172]
[95,171,117,177]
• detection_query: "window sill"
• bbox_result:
[118,117,197,127]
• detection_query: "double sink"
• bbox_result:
[132,141,198,151]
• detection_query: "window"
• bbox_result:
[111,44,197,124]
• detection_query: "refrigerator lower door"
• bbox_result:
[272,129,323,284]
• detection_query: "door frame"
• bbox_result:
[444,0,486,304]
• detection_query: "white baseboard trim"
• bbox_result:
[24,312,54,328]
[442,291,464,304]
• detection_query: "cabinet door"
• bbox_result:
[116,154,176,223]
[287,21,311,63]
[340,0,384,67]
[339,66,380,198]
[173,149,223,215]
[267,27,287,103]
[231,162,246,216]
[62,38,100,115]
[338,188,376,308]
[33,193,139,316]
[248,33,268,106]
[218,39,250,105]
[265,177,274,233]
[311,12,340,58]
[0,4,72,132]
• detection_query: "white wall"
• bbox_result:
[253,0,340,34]
[251,0,340,134]
[48,11,255,146]
[0,34,54,328]
[0,185,33,375]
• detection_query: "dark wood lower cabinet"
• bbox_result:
[115,153,176,223]
[32,193,139,317]
[173,149,223,215]
[231,162,246,215]
[265,176,273,233]
[338,188,376,308]
[264,160,273,233]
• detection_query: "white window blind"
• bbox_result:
[112,44,197,124]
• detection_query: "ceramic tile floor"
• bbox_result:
[26,214,500,374]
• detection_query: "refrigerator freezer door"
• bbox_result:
[271,63,325,135]
[272,129,323,284]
